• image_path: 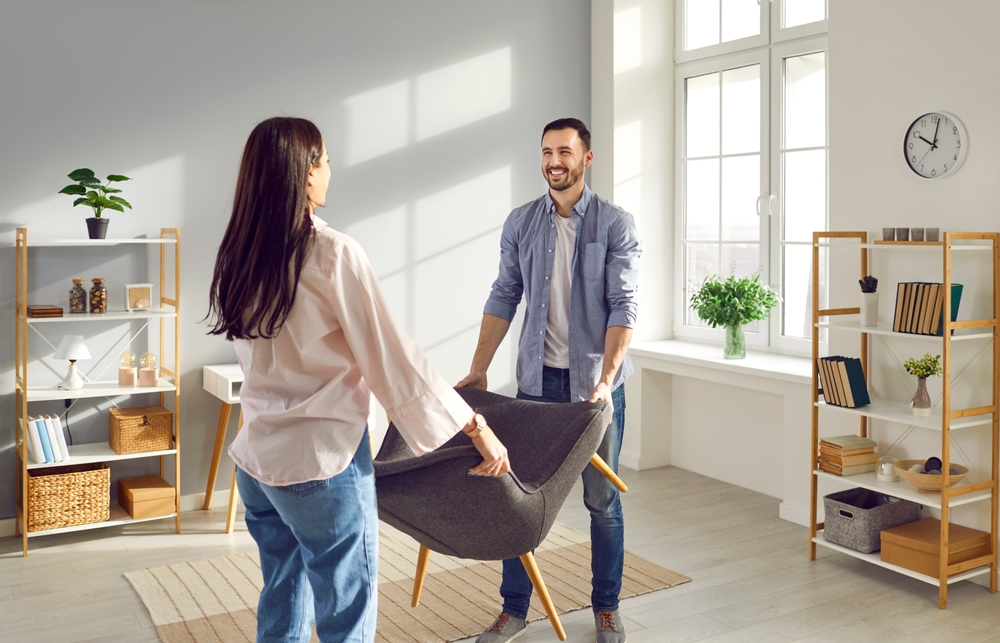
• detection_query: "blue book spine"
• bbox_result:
[33,418,54,463]
[844,358,871,407]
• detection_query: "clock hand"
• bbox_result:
[918,135,935,147]
[931,118,941,149]
[914,143,935,170]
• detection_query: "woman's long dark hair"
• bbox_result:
[206,117,323,340]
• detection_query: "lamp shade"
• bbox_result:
[54,335,91,361]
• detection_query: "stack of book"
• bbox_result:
[892,282,963,335]
[21,415,70,464]
[819,435,879,476]
[26,304,63,319]
[817,356,870,408]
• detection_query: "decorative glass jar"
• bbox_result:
[89,278,108,314]
[69,278,87,313]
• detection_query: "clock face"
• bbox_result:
[904,112,967,180]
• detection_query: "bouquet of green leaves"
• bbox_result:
[904,353,942,379]
[689,269,779,328]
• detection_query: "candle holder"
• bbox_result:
[139,352,158,387]
[119,351,137,387]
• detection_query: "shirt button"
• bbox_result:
[545,276,550,280]
[548,248,553,253]
[539,331,543,335]
[551,224,555,228]
[541,304,547,308]
[539,356,543,359]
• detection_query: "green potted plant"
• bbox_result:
[58,169,132,239]
[904,352,942,416]
[688,268,779,359]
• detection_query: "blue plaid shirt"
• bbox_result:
[484,186,641,401]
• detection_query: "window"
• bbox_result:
[676,0,827,353]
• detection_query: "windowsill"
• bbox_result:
[630,339,812,385]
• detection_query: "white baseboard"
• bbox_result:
[779,502,810,527]
[0,489,239,538]
[619,451,640,471]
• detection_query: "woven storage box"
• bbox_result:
[109,405,173,454]
[824,488,920,553]
[27,463,110,532]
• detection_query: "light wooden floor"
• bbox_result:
[2,466,999,643]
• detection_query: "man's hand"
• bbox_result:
[588,381,614,413]
[467,423,511,477]
[456,371,488,390]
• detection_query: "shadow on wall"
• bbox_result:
[0,0,590,520]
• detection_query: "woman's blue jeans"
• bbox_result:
[236,430,378,643]
[501,366,626,618]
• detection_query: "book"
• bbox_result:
[842,358,871,407]
[834,359,855,407]
[819,461,879,476]
[915,283,933,334]
[819,451,879,467]
[32,417,54,463]
[929,284,946,335]
[24,417,44,464]
[892,282,906,332]
[820,435,878,451]
[42,416,65,462]
[817,358,834,405]
[934,284,964,336]
[819,445,874,457]
[827,358,847,406]
[22,418,39,464]
[900,283,916,333]
[920,283,940,334]
[906,283,925,333]
[46,415,69,462]
[26,304,63,318]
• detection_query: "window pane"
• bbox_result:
[722,65,760,155]
[721,0,759,43]
[785,52,826,149]
[686,159,720,240]
[783,149,826,242]
[721,155,759,241]
[782,244,827,339]
[686,0,720,51]
[784,0,826,29]
[687,73,720,157]
[685,243,720,325]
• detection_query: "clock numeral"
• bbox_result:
[932,116,939,124]
[920,165,924,172]
[957,141,962,148]
[908,142,914,150]
[954,155,958,161]
[931,169,937,176]
[953,127,958,134]
[912,156,918,163]
[913,131,921,138]
[921,119,927,127]
[944,164,948,170]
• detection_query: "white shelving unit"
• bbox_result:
[809,230,999,609]
[13,228,182,556]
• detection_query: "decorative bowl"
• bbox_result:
[893,459,969,493]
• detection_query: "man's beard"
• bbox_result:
[545,163,585,191]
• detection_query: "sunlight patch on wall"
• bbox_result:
[614,7,642,74]
[413,166,511,261]
[614,121,642,224]
[340,205,408,277]
[343,80,410,167]
[416,48,511,141]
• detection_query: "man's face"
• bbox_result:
[541,128,593,192]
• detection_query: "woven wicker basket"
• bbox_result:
[27,463,110,532]
[109,405,173,454]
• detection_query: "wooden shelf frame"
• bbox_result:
[808,230,1000,609]
[13,227,182,555]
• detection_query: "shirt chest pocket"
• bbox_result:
[582,242,606,281]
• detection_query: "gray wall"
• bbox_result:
[0,0,591,519]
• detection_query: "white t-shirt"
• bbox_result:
[544,213,576,368]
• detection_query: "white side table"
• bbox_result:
[202,364,244,533]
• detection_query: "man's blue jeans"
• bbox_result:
[501,366,626,618]
[236,430,378,643]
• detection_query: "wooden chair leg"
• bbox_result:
[225,411,244,534]
[520,552,566,641]
[411,545,431,607]
[590,454,628,493]
[204,402,233,509]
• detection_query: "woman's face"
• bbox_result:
[307,142,331,210]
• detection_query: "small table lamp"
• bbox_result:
[54,335,91,390]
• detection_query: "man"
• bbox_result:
[458,118,641,643]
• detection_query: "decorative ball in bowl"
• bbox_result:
[893,459,969,493]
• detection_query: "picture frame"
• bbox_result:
[124,283,154,311]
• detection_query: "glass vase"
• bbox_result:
[911,377,932,416]
[724,324,746,359]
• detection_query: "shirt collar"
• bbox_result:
[545,184,593,218]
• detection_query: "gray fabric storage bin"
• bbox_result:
[824,488,919,553]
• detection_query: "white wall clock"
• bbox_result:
[903,111,967,180]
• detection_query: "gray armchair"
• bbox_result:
[373,387,619,641]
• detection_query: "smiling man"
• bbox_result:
[458,118,641,643]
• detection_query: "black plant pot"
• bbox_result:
[86,217,109,239]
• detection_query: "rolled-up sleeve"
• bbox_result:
[605,211,641,328]
[483,214,524,322]
[327,237,471,455]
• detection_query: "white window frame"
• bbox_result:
[674,0,827,356]
[674,49,771,348]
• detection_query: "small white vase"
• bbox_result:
[860,292,878,327]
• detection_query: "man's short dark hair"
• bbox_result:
[542,118,591,151]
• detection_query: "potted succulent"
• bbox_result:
[859,275,878,327]
[58,169,132,239]
[688,268,779,359]
[904,352,942,416]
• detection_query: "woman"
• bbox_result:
[207,117,510,643]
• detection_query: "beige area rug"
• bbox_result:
[125,522,690,643]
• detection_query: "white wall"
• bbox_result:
[0,1,592,520]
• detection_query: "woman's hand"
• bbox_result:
[464,414,511,477]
